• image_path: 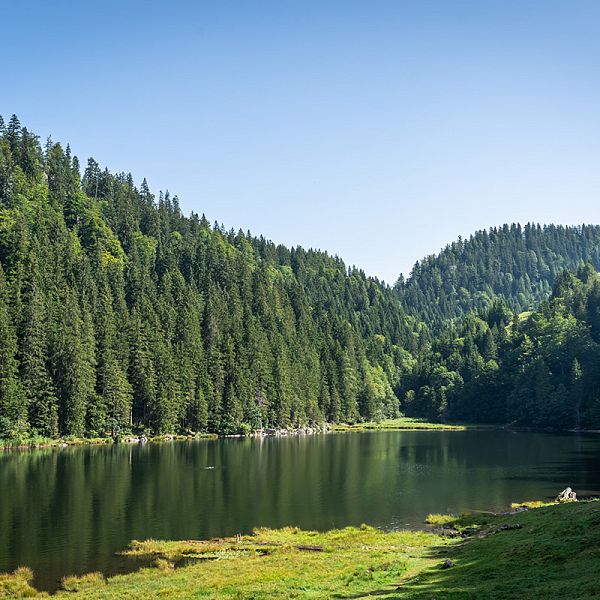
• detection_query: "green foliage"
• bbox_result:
[0,117,419,437]
[403,265,600,429]
[2,115,600,436]
[397,223,600,330]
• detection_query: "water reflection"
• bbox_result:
[1,430,599,591]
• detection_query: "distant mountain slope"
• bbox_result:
[395,223,600,329]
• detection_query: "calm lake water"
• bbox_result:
[2,430,600,591]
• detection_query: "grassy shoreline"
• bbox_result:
[0,432,219,451]
[0,418,487,451]
[329,417,490,432]
[2,499,598,598]
[4,416,600,451]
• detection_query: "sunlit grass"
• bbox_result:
[330,417,484,431]
[61,573,105,593]
[47,525,449,599]
[0,432,218,450]
[424,513,458,525]
[0,566,42,598]
[510,500,551,510]
[3,501,600,598]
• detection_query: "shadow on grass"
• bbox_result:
[332,536,513,599]
[336,502,600,600]
[332,540,454,599]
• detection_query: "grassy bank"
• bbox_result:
[0,436,113,450]
[2,500,599,598]
[0,433,218,450]
[0,418,477,450]
[330,417,485,432]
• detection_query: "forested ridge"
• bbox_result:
[396,223,600,329]
[402,263,600,429]
[0,115,425,440]
[1,115,600,441]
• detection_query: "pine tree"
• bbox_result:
[129,308,157,428]
[0,266,26,436]
[570,358,583,428]
[95,277,132,430]
[20,276,58,436]
[52,290,96,437]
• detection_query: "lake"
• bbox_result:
[2,430,600,591]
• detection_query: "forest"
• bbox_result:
[402,264,600,428]
[1,114,600,440]
[0,115,424,439]
[396,222,600,329]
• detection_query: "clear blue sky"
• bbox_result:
[3,1,600,283]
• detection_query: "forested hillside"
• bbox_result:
[2,115,600,440]
[402,263,600,429]
[0,115,425,439]
[396,224,600,329]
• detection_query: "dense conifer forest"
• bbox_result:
[1,115,600,439]
[0,115,425,439]
[401,264,600,428]
[397,224,600,329]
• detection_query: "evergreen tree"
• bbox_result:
[3,116,600,440]
[0,266,26,436]
[19,274,59,436]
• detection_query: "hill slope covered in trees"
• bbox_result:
[396,224,600,329]
[0,115,425,440]
[1,115,600,440]
[401,263,600,429]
